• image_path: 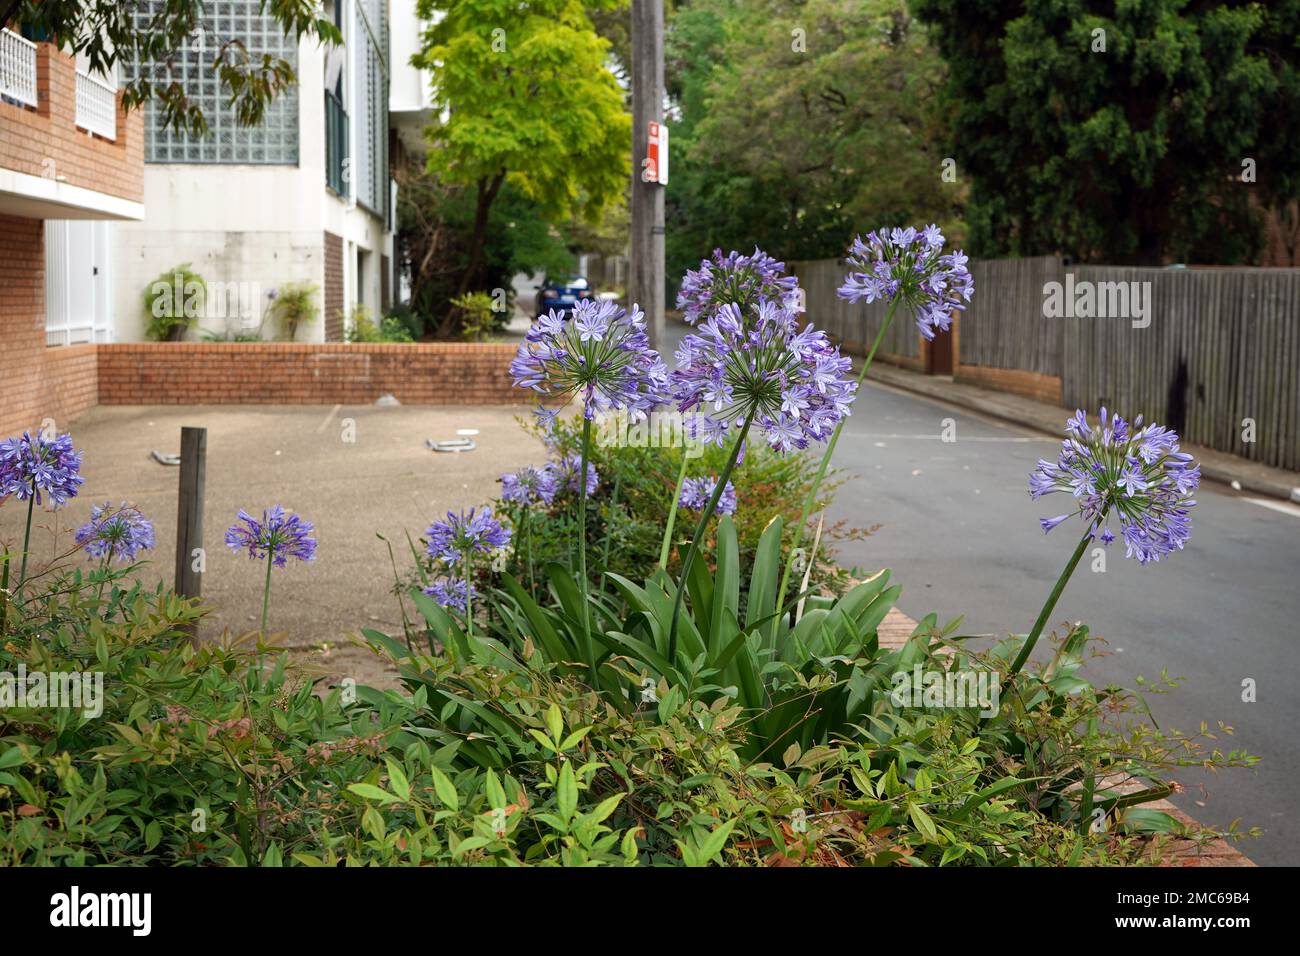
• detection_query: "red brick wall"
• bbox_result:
[39,343,100,423]
[323,232,344,341]
[0,45,143,204]
[96,343,523,405]
[0,215,99,437]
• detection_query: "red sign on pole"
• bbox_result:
[643,120,669,185]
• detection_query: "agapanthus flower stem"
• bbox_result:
[577,416,595,682]
[982,524,1098,731]
[524,505,535,594]
[0,552,10,633]
[668,405,757,664]
[1009,528,1092,680]
[600,472,622,590]
[95,554,110,606]
[463,553,474,641]
[16,492,35,595]
[778,296,901,617]
[659,452,691,571]
[261,556,273,640]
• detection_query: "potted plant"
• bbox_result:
[142,264,206,341]
[270,281,321,341]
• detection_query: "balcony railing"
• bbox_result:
[0,27,37,108]
[325,89,349,197]
[75,69,117,140]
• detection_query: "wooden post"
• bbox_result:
[630,0,666,350]
[175,426,206,646]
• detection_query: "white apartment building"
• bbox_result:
[114,0,432,342]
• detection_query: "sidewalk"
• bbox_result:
[863,362,1300,504]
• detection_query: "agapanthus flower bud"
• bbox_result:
[672,283,857,455]
[510,299,669,423]
[423,578,469,612]
[1030,408,1199,564]
[679,476,737,516]
[425,507,511,564]
[225,506,317,566]
[0,430,84,508]
[76,502,155,562]
[676,247,801,324]
[837,225,973,341]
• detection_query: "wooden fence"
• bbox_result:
[791,258,920,365]
[794,254,1300,472]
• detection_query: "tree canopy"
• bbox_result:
[912,0,1300,264]
[413,0,631,294]
[665,0,958,281]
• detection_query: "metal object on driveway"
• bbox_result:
[426,428,480,453]
[151,450,181,466]
[428,438,476,453]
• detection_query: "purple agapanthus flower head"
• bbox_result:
[837,225,974,341]
[679,475,737,516]
[423,578,469,612]
[510,299,670,423]
[1030,408,1199,564]
[545,455,598,498]
[426,506,511,564]
[0,430,84,508]
[75,502,156,562]
[676,247,801,324]
[225,506,317,567]
[672,267,858,454]
[500,465,559,506]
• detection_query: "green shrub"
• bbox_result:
[141,263,206,341]
[353,594,1227,866]
[270,281,320,341]
[380,504,1258,862]
[384,303,426,340]
[345,304,416,343]
[200,328,264,343]
[0,559,1252,866]
[430,414,871,605]
[450,292,502,342]
[0,570,398,865]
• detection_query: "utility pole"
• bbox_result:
[630,0,666,350]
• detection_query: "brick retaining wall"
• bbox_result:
[0,216,101,436]
[95,342,522,406]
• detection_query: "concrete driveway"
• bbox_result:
[1,403,546,687]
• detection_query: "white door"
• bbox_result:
[45,220,113,345]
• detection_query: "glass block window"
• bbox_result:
[126,0,299,165]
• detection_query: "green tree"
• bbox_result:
[414,0,631,296]
[665,0,957,283]
[396,164,575,337]
[2,0,339,134]
[912,0,1300,264]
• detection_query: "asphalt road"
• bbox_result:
[822,379,1299,865]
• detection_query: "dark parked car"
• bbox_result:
[534,276,594,316]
